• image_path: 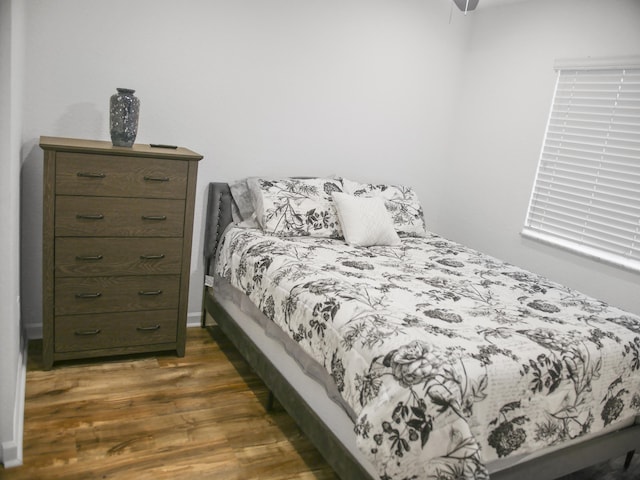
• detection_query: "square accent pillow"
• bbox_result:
[229,178,256,223]
[229,177,260,228]
[342,179,427,237]
[248,177,344,238]
[332,192,400,247]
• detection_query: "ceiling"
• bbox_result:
[477,0,530,9]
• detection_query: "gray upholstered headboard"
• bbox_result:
[203,182,234,276]
[203,177,316,276]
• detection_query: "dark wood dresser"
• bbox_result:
[41,136,202,369]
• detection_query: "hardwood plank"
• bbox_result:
[2,327,338,480]
[3,326,637,480]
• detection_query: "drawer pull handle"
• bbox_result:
[136,324,161,332]
[141,215,167,221]
[138,290,162,296]
[77,172,106,178]
[75,292,102,299]
[144,176,170,182]
[140,254,165,260]
[76,255,103,261]
[76,214,104,220]
[75,329,101,336]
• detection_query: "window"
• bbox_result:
[522,57,640,273]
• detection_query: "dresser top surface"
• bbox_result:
[40,136,203,161]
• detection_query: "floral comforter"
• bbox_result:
[215,227,640,480]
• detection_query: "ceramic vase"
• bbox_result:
[109,88,140,147]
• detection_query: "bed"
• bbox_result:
[201,177,640,480]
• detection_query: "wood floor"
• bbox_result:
[1,326,338,480]
[2,325,638,480]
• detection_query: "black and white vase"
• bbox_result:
[109,88,140,147]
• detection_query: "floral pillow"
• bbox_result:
[248,177,344,238]
[342,178,427,237]
[229,177,256,223]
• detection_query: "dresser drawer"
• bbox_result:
[56,196,185,237]
[56,153,188,199]
[54,310,178,353]
[55,237,183,277]
[55,275,180,315]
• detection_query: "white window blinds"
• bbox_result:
[522,59,640,273]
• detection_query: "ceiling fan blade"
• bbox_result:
[452,0,480,11]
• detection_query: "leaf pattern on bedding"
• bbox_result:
[215,228,640,480]
[252,178,344,238]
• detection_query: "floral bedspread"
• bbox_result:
[215,227,640,480]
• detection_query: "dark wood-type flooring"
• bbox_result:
[1,326,638,480]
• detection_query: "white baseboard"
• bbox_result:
[187,311,203,328]
[1,328,27,468]
[25,322,41,340]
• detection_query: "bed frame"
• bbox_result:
[201,181,639,480]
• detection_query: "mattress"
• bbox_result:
[214,225,640,480]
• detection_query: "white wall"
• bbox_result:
[17,0,640,340]
[441,0,640,314]
[5,0,640,465]
[0,0,26,468]
[20,0,472,335]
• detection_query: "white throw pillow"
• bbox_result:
[342,178,427,237]
[332,192,401,247]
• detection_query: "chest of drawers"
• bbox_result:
[41,136,202,369]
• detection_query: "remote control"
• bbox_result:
[150,143,178,149]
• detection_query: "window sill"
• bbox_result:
[521,228,640,275]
